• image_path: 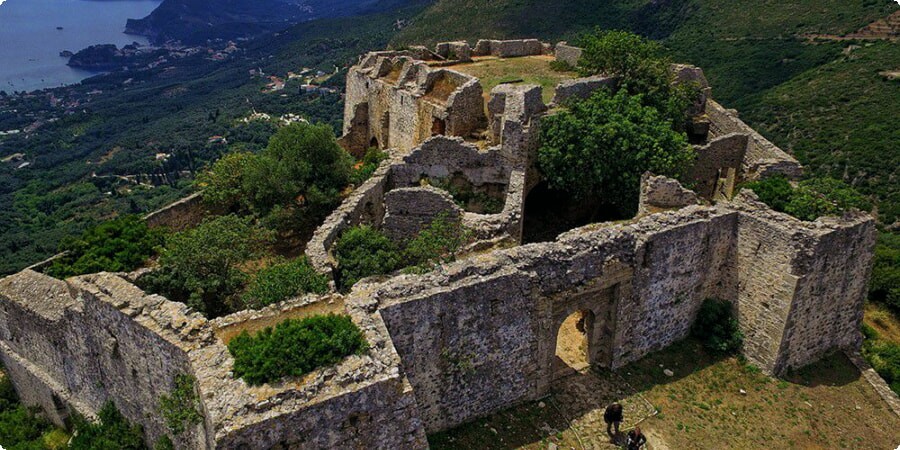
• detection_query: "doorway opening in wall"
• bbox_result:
[554,310,594,378]
[431,117,446,136]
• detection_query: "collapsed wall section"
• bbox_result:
[706,100,802,181]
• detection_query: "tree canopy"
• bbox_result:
[537,88,694,217]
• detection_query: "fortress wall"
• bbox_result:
[779,215,877,371]
[554,42,583,67]
[706,100,802,180]
[305,159,392,277]
[638,173,701,216]
[343,55,484,154]
[554,209,739,368]
[210,291,428,449]
[143,192,208,232]
[377,270,542,432]
[0,271,210,447]
[383,187,463,242]
[690,132,749,198]
[373,207,740,431]
[214,375,427,449]
[733,210,801,373]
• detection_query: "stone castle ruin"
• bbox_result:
[0,39,878,448]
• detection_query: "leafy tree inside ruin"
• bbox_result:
[537,88,694,218]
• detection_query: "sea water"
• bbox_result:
[0,0,160,92]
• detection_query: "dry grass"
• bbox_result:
[449,55,576,103]
[865,302,900,344]
[430,339,900,450]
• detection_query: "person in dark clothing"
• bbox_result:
[627,426,647,450]
[604,402,624,437]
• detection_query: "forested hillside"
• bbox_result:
[0,2,428,274]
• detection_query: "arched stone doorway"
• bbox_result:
[554,309,595,377]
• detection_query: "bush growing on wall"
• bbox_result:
[743,176,872,221]
[862,325,900,394]
[537,88,694,217]
[403,215,471,272]
[46,215,165,279]
[158,374,202,437]
[691,298,743,354]
[69,402,145,450]
[241,257,329,308]
[227,314,368,386]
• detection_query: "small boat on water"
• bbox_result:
[56,26,63,30]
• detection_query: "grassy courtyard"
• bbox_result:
[430,339,900,449]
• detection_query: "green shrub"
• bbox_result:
[262,123,353,211]
[45,216,164,279]
[743,176,873,221]
[242,257,329,308]
[139,215,274,318]
[196,123,354,219]
[870,233,900,314]
[403,215,471,271]
[862,333,900,395]
[349,148,389,186]
[574,29,697,125]
[158,374,202,436]
[0,372,67,450]
[537,88,694,217]
[227,314,368,386]
[69,402,145,450]
[333,225,402,292]
[692,298,743,354]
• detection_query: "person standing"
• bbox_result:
[604,402,624,437]
[627,426,647,450]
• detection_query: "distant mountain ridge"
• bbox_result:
[125,0,415,44]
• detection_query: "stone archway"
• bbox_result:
[554,309,595,377]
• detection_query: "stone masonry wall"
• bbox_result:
[0,271,209,448]
[707,100,802,181]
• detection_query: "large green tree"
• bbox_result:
[140,215,274,318]
[537,88,694,217]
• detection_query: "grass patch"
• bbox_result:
[449,56,576,103]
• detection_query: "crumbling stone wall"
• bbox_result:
[0,271,209,448]
[690,132,750,199]
[638,173,701,216]
[382,187,462,242]
[550,75,618,106]
[554,42,583,67]
[143,192,210,232]
[342,53,486,154]
[473,39,545,58]
[707,100,802,180]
